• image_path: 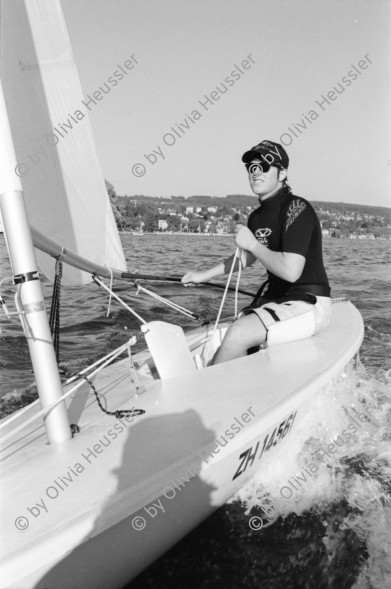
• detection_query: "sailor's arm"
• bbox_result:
[234,225,305,283]
[181,249,256,285]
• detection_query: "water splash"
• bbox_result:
[232,360,391,586]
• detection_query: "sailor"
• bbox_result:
[182,140,331,364]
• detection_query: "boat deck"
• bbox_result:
[0,301,364,589]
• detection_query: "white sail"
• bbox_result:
[0,0,127,284]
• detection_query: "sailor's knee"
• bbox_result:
[224,317,248,341]
[224,315,266,348]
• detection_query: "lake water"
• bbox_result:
[1,234,390,588]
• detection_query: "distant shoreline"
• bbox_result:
[120,231,389,240]
[120,231,233,236]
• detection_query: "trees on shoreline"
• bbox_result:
[106,182,391,238]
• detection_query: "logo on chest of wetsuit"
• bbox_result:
[255,227,272,245]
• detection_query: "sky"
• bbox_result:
[61,0,391,207]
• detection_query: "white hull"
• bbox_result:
[0,301,364,588]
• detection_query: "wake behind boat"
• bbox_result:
[0,1,364,588]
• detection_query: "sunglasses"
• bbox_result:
[244,161,282,175]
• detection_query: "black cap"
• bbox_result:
[242,140,289,169]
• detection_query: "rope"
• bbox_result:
[94,274,199,322]
[0,278,26,320]
[204,247,241,363]
[126,344,145,395]
[234,251,243,319]
[135,282,199,320]
[105,266,114,317]
[80,374,145,419]
[0,337,143,444]
[120,271,256,297]
[0,294,11,319]
[0,278,11,319]
[49,252,64,363]
[93,275,148,324]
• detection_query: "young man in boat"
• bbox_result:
[182,139,331,364]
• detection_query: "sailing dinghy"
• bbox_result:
[0,1,364,588]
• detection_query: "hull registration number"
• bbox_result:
[233,411,297,480]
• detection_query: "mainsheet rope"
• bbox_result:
[234,250,243,318]
[204,247,242,363]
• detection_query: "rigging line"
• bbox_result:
[105,266,114,317]
[0,279,24,319]
[0,338,136,434]
[65,334,140,386]
[120,271,256,298]
[0,292,11,319]
[126,343,146,396]
[95,274,199,321]
[93,275,147,324]
[0,339,134,442]
[134,282,199,320]
[0,308,22,318]
[234,251,243,319]
[204,247,241,363]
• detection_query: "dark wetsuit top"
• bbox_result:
[247,187,330,305]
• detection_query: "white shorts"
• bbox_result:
[249,296,331,347]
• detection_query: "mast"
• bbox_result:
[0,80,71,444]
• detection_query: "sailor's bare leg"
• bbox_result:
[211,313,266,365]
